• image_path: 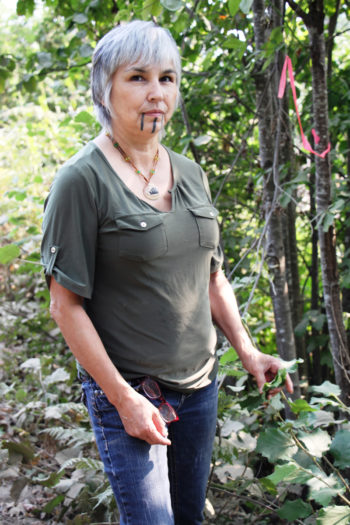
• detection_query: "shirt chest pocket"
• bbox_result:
[189,205,220,249]
[115,214,168,261]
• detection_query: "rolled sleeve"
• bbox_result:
[41,165,98,298]
[210,243,223,273]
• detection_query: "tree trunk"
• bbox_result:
[279,94,307,378]
[286,0,350,403]
[307,2,350,403]
[253,0,300,396]
[341,131,350,346]
[309,165,323,385]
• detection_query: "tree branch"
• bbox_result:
[286,0,310,26]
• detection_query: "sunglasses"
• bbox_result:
[137,377,179,423]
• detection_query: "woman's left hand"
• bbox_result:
[241,348,294,397]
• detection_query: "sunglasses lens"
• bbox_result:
[159,403,178,423]
[142,378,161,399]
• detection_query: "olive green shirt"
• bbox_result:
[41,142,223,391]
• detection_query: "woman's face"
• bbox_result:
[109,61,178,136]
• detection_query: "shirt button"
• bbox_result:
[50,247,56,253]
[210,211,214,216]
[140,221,147,228]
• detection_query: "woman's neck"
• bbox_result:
[103,128,162,172]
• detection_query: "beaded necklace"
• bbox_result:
[106,133,160,200]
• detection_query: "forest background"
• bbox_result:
[0,0,350,523]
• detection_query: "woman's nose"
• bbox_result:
[147,80,163,101]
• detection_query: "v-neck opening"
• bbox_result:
[91,142,177,214]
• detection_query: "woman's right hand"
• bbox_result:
[48,278,171,446]
[114,386,171,446]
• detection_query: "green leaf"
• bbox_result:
[310,381,341,397]
[74,110,95,125]
[317,506,350,525]
[290,398,317,414]
[42,494,65,514]
[16,0,35,16]
[220,347,238,365]
[266,462,309,485]
[16,389,27,402]
[277,499,313,521]
[0,244,20,265]
[2,439,35,462]
[228,0,240,16]
[307,409,336,428]
[34,470,66,488]
[256,428,297,462]
[323,211,334,232]
[223,37,247,59]
[329,429,350,469]
[259,477,278,494]
[22,74,38,93]
[262,358,302,394]
[151,0,163,16]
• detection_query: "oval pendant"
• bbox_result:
[143,183,160,200]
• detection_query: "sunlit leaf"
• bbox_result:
[44,367,70,385]
[298,429,331,458]
[20,357,41,372]
[160,0,183,11]
[317,505,350,525]
[73,13,88,24]
[239,0,253,14]
[307,472,344,506]
[310,381,341,397]
[193,134,212,146]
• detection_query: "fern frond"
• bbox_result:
[93,485,114,509]
[59,456,104,472]
[41,426,94,446]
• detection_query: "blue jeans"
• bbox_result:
[81,376,218,525]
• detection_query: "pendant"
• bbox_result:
[143,183,160,200]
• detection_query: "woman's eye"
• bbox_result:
[130,75,144,81]
[161,75,174,83]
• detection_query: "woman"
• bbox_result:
[41,20,293,525]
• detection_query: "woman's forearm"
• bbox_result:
[49,279,133,408]
[49,277,171,445]
[209,269,259,366]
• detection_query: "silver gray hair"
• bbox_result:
[91,20,181,134]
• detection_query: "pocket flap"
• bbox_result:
[189,206,219,219]
[115,214,164,231]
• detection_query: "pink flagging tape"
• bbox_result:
[278,55,331,159]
